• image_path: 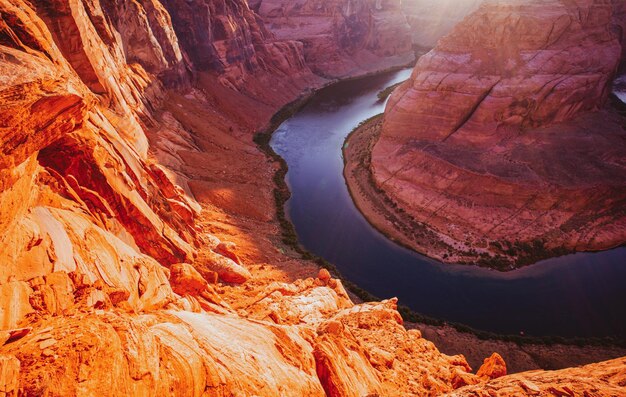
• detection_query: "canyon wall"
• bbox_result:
[613,0,626,71]
[0,0,199,295]
[160,0,323,100]
[0,0,325,315]
[370,0,626,267]
[252,0,415,78]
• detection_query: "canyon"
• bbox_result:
[250,0,415,78]
[0,0,624,396]
[345,0,626,268]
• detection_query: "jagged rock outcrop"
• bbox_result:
[402,0,483,48]
[0,0,199,312]
[1,269,486,396]
[253,0,415,78]
[476,353,507,380]
[445,356,626,397]
[367,0,626,267]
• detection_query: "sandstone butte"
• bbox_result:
[0,0,624,396]
[365,0,626,268]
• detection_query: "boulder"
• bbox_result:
[214,242,242,265]
[169,263,209,296]
[477,352,507,380]
[199,250,252,284]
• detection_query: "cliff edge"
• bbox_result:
[366,0,626,268]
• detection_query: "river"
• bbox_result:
[270,68,626,338]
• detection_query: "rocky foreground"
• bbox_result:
[367,0,626,268]
[0,0,625,395]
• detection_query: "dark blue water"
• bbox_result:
[270,68,626,338]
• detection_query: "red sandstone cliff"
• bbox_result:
[613,0,626,71]
[368,0,626,267]
[0,0,625,395]
[160,0,324,98]
[252,0,415,78]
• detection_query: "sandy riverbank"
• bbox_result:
[343,116,458,263]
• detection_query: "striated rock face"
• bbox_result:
[161,0,322,98]
[0,271,485,396]
[402,0,484,48]
[370,0,626,267]
[4,311,327,395]
[254,0,415,78]
[613,0,626,71]
[0,0,199,294]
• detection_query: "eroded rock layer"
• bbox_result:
[370,0,626,267]
[161,0,323,98]
[446,357,626,397]
[253,0,415,78]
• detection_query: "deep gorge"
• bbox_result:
[0,0,625,395]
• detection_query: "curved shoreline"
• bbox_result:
[253,71,626,349]
[342,115,457,265]
[342,115,514,268]
[343,116,626,271]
